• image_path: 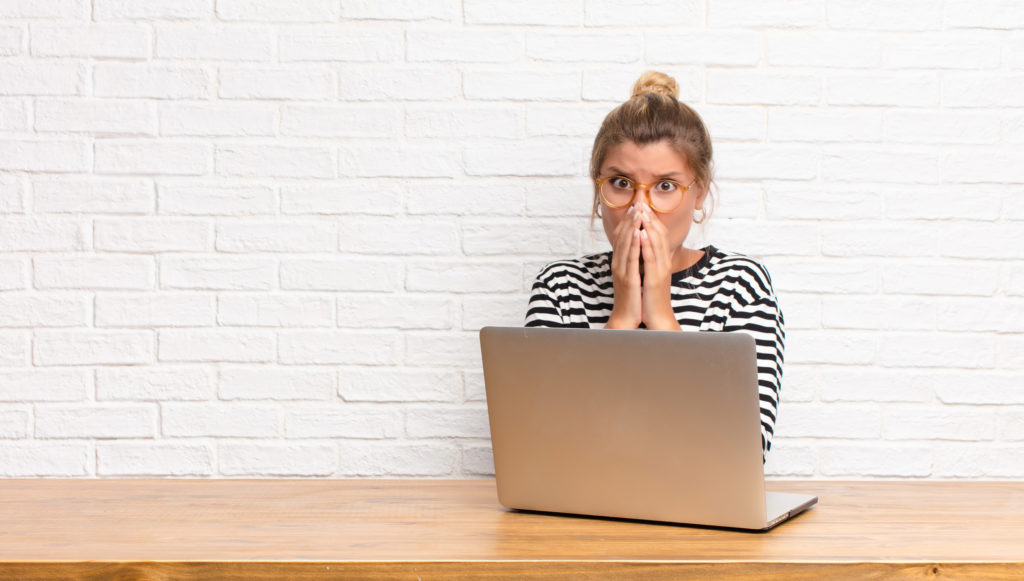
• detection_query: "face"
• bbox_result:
[598,140,707,258]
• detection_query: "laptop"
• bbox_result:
[479,326,817,531]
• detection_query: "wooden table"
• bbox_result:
[1,479,1022,580]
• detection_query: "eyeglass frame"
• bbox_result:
[594,175,698,214]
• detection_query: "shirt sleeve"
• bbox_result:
[524,274,564,327]
[721,263,785,461]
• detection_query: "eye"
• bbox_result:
[655,180,679,192]
[609,177,633,190]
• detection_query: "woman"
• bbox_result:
[525,71,784,459]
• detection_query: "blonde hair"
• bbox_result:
[589,71,714,221]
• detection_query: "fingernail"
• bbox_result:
[626,206,634,215]
[641,230,649,240]
[641,212,651,223]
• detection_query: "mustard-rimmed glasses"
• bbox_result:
[595,175,697,214]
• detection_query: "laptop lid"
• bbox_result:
[480,326,788,530]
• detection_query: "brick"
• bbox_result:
[338,367,461,402]
[0,178,24,213]
[338,294,456,330]
[885,188,1001,220]
[464,139,585,177]
[98,443,214,476]
[407,261,522,293]
[765,186,881,220]
[0,26,21,55]
[827,73,939,106]
[939,225,1024,259]
[884,32,1002,69]
[766,259,878,294]
[0,332,29,367]
[768,108,882,142]
[0,258,25,290]
[462,295,525,329]
[583,68,701,102]
[408,105,522,139]
[95,218,211,252]
[1000,335,1024,369]
[159,330,275,363]
[827,0,942,30]
[407,181,525,216]
[36,404,154,438]
[218,294,334,327]
[822,296,934,331]
[219,367,335,400]
[997,410,1024,441]
[942,151,1024,185]
[0,62,84,96]
[0,0,87,19]
[338,441,458,476]
[95,141,211,176]
[34,330,153,366]
[164,403,280,437]
[524,178,592,218]
[525,104,605,138]
[714,144,818,180]
[216,220,336,253]
[708,0,822,27]
[461,444,494,476]
[820,444,931,477]
[1009,267,1024,297]
[1007,194,1024,220]
[0,444,89,477]
[934,445,1024,478]
[587,0,703,26]
[821,224,937,257]
[464,369,485,402]
[0,295,88,327]
[944,0,1024,29]
[648,32,760,66]
[217,0,338,21]
[161,257,276,290]
[338,217,459,255]
[0,369,90,402]
[464,70,579,101]
[0,99,28,131]
[404,331,481,367]
[884,407,994,441]
[699,106,766,143]
[0,409,29,438]
[823,147,940,184]
[95,294,215,328]
[766,31,881,67]
[339,145,459,178]
[708,71,821,105]
[707,220,819,257]
[763,444,816,477]
[281,183,402,215]
[527,32,640,63]
[220,442,337,476]
[281,105,398,137]
[405,406,490,438]
[884,110,1001,145]
[93,0,212,20]
[342,0,458,21]
[159,103,276,137]
[279,331,399,365]
[31,24,150,58]
[407,30,521,63]
[879,333,994,369]
[158,183,275,215]
[820,368,933,403]
[34,256,154,290]
[281,258,401,291]
[155,25,273,60]
[776,294,820,331]
[97,367,213,401]
[342,65,461,101]
[882,262,999,296]
[94,64,209,99]
[218,67,334,100]
[217,145,334,178]
[34,179,153,214]
[286,406,400,438]
[779,403,881,438]
[0,140,89,172]
[465,0,581,25]
[786,330,876,365]
[279,29,400,62]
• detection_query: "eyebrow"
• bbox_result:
[606,166,687,180]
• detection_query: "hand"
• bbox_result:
[637,205,682,331]
[605,203,643,329]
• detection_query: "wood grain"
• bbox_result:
[1,479,1023,579]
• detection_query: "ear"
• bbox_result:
[694,184,710,210]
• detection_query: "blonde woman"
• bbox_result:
[525,71,784,459]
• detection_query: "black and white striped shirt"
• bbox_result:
[524,245,784,458]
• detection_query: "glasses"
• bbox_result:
[595,175,697,214]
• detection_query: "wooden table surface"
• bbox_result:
[1,479,1023,580]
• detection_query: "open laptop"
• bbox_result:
[479,326,817,531]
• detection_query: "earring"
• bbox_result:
[693,207,707,224]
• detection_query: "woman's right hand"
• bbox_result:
[605,204,643,329]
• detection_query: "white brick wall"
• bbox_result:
[0,1,1021,480]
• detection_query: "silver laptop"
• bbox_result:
[479,326,817,531]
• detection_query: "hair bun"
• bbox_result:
[631,71,679,99]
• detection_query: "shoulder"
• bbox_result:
[534,252,610,287]
[705,247,777,297]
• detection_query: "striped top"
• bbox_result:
[524,246,784,459]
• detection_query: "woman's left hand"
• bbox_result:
[637,206,682,331]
